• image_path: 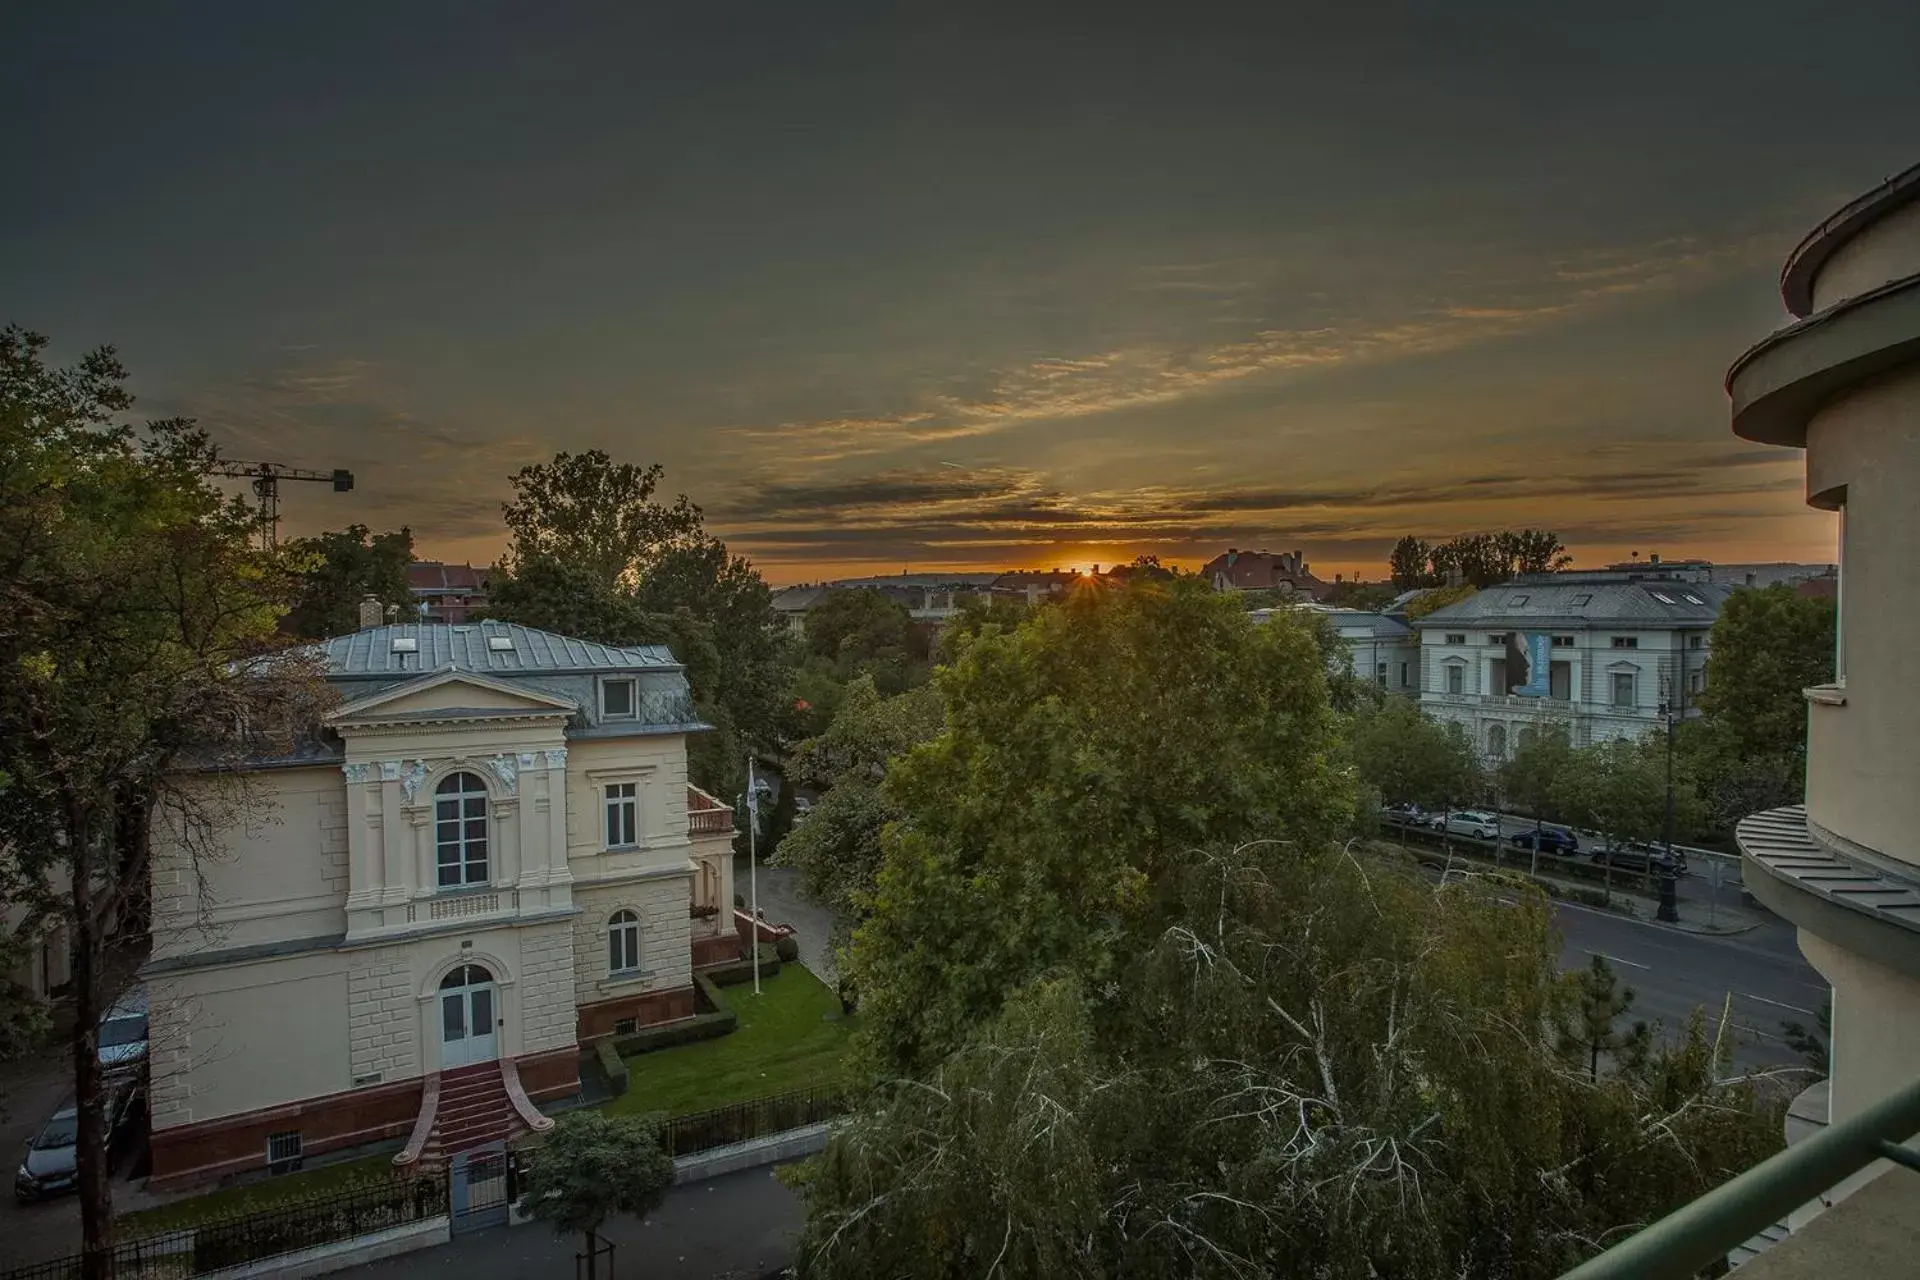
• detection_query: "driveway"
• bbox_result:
[737,857,840,982]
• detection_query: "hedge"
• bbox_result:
[595,1036,629,1097]
[611,973,737,1057]
[701,945,784,989]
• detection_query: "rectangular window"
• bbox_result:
[1570,594,1592,606]
[1612,672,1636,707]
[1445,666,1463,695]
[1552,635,1574,647]
[1611,636,1638,649]
[266,1131,303,1175]
[1508,594,1529,606]
[1398,661,1409,688]
[1375,662,1387,687]
[1689,670,1704,696]
[601,678,636,720]
[1549,662,1571,701]
[1688,634,1704,650]
[605,782,638,848]
[435,788,488,888]
[1487,633,1509,646]
[1650,591,1677,605]
[1444,633,1465,645]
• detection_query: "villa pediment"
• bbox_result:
[326,667,578,728]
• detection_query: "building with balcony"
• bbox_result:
[1410,570,1726,760]
[139,617,738,1188]
[1720,161,1920,1268]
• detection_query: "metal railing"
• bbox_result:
[1559,1075,1920,1279]
[2,1174,446,1280]
[664,1083,847,1157]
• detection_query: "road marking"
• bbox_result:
[1735,991,1818,1018]
[1587,950,1650,971]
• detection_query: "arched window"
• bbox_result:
[1487,723,1508,760]
[435,772,489,888]
[608,910,641,974]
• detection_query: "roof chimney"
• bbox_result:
[1649,553,1661,567]
[357,594,384,630]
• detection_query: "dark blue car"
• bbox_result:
[1508,827,1580,855]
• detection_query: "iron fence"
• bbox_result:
[2,1174,446,1280]
[663,1082,847,1157]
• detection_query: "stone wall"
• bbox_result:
[347,946,416,1085]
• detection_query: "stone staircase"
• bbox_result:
[395,1059,553,1173]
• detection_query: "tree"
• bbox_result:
[1348,696,1482,815]
[801,588,916,667]
[281,524,414,639]
[1551,737,1705,868]
[1499,529,1574,577]
[501,450,702,588]
[1560,955,1652,1081]
[0,326,326,1276]
[1698,584,1835,765]
[1323,579,1398,612]
[772,678,942,947]
[516,1109,675,1279]
[487,453,792,798]
[1500,722,1575,822]
[797,842,1785,1278]
[846,578,1352,1075]
[1389,534,1435,590]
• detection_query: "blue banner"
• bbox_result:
[1514,632,1553,697]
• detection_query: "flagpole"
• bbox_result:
[747,754,761,995]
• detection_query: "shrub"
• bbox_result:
[595,1036,629,1097]
[703,947,784,988]
[774,934,800,964]
[612,975,737,1056]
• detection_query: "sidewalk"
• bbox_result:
[334,1165,804,1280]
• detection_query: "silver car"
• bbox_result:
[98,985,148,1079]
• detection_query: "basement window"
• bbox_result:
[613,1017,638,1036]
[266,1130,304,1175]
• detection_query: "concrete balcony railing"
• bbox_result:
[406,887,519,924]
[687,784,735,838]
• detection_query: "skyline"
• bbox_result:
[9,5,1914,583]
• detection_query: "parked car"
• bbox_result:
[14,1084,141,1204]
[1379,803,1427,826]
[1593,841,1688,876]
[1443,811,1502,840]
[98,985,149,1080]
[1509,826,1580,856]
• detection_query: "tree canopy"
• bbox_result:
[1697,584,1834,764]
[846,578,1352,1075]
[501,450,701,588]
[1389,531,1572,590]
[517,1109,674,1274]
[1348,695,1483,812]
[281,523,414,640]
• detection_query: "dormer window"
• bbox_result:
[601,678,637,720]
[1570,594,1592,607]
[391,637,418,653]
[487,635,514,652]
[1508,595,1529,606]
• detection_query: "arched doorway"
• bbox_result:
[439,963,498,1068]
[1488,723,1508,760]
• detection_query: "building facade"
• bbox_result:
[1202,548,1330,599]
[1729,161,1920,1239]
[1411,571,1725,760]
[409,562,492,624]
[1255,605,1419,696]
[140,619,737,1188]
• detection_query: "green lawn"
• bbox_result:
[116,1153,398,1236]
[605,962,854,1117]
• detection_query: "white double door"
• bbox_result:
[439,963,499,1069]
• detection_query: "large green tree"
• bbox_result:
[516,1110,674,1280]
[795,844,1782,1279]
[1349,696,1483,814]
[1500,722,1575,822]
[1551,737,1704,854]
[772,677,942,950]
[0,327,324,1274]
[487,452,791,798]
[1698,584,1835,765]
[846,578,1352,1075]
[281,523,414,640]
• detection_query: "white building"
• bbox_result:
[140,617,739,1189]
[1255,605,1420,696]
[1410,571,1726,760]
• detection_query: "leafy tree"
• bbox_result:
[1349,696,1482,815]
[1499,529,1574,577]
[1560,955,1651,1081]
[281,523,414,639]
[773,678,942,947]
[935,593,1034,664]
[488,453,791,798]
[1107,552,1177,582]
[1323,579,1398,612]
[516,1109,675,1279]
[501,450,701,588]
[802,588,915,665]
[1389,534,1436,589]
[0,326,327,1275]
[1500,723,1575,822]
[1698,584,1835,765]
[847,578,1352,1075]
[1551,737,1705,857]
[797,843,1784,1279]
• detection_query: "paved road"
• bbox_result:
[1552,901,1828,1071]
[337,1165,803,1280]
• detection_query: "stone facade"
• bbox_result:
[141,621,719,1187]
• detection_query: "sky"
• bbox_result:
[7,3,1915,585]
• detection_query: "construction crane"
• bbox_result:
[205,460,354,551]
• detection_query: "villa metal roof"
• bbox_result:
[1410,578,1731,630]
[321,622,680,678]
